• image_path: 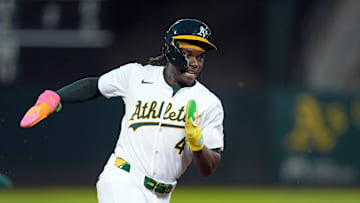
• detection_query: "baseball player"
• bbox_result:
[20,18,224,203]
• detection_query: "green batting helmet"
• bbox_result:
[162,18,217,69]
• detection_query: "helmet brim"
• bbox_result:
[172,35,217,51]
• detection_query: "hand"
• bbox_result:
[20,90,61,128]
[185,99,204,151]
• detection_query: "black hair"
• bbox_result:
[148,54,167,66]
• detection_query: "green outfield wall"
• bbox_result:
[1,87,359,186]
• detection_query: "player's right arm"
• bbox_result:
[20,62,138,128]
[185,98,224,176]
[20,77,102,128]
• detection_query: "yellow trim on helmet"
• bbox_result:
[172,35,217,51]
[177,41,205,52]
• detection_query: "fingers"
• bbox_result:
[20,102,53,128]
[185,99,204,151]
[20,90,61,128]
[186,99,199,126]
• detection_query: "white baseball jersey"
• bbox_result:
[98,62,224,183]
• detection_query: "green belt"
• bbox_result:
[115,157,173,194]
[144,176,173,194]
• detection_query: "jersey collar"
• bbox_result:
[162,67,197,95]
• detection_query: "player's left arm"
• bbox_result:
[185,99,224,176]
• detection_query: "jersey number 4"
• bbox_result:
[175,137,186,155]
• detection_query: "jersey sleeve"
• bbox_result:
[98,63,139,98]
[201,100,225,151]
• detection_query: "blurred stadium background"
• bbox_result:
[1,0,360,202]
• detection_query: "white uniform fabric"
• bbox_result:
[96,63,224,203]
[96,154,171,203]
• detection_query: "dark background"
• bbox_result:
[1,0,360,188]
[14,0,314,89]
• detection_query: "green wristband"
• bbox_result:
[55,102,62,112]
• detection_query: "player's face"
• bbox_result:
[166,47,206,87]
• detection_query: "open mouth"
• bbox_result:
[185,69,197,76]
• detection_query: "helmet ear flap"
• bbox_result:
[162,39,189,70]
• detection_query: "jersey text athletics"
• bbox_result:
[129,100,186,131]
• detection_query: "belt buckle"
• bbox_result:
[152,182,160,193]
[153,182,170,194]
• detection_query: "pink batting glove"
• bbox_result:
[20,90,61,128]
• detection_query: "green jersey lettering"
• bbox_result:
[129,100,142,121]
